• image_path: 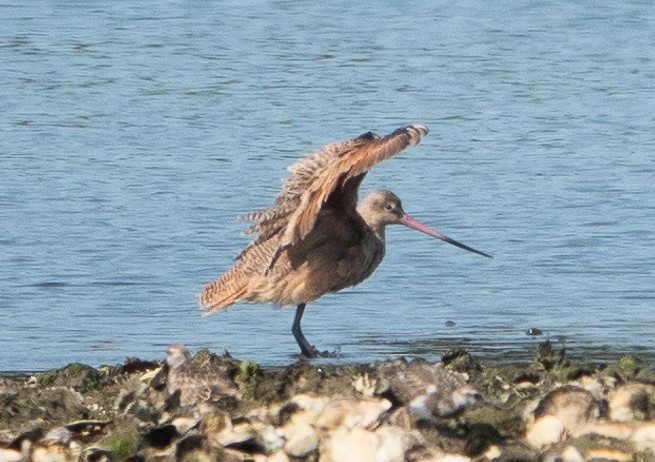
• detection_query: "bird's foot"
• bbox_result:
[298,344,340,359]
[300,343,320,358]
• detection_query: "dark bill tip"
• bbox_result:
[401,214,492,258]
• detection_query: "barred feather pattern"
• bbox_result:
[236,133,376,259]
[199,124,428,313]
[237,125,427,264]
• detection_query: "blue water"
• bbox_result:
[2,1,654,372]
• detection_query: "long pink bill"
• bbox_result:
[401,214,492,258]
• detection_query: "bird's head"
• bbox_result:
[166,344,191,369]
[358,190,406,228]
[359,189,491,258]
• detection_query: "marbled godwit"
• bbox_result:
[200,124,490,357]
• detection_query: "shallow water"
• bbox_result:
[1,1,654,371]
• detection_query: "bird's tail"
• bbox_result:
[199,267,249,315]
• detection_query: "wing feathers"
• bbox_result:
[238,124,428,267]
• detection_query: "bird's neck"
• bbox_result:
[358,209,387,241]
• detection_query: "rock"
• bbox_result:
[32,363,103,393]
[138,366,163,385]
[5,426,43,460]
[282,420,318,458]
[463,422,502,457]
[79,446,118,462]
[222,421,256,448]
[31,443,73,462]
[65,420,110,440]
[316,397,391,430]
[201,410,256,448]
[387,407,413,429]
[585,448,631,462]
[608,382,655,422]
[428,456,471,462]
[376,358,482,419]
[532,385,600,435]
[525,415,564,448]
[44,426,72,443]
[8,346,655,462]
[374,426,420,462]
[266,449,291,462]
[144,423,180,449]
[577,421,637,440]
[631,422,655,452]
[441,348,482,374]
[175,433,231,462]
[26,386,87,423]
[324,425,420,462]
[407,445,472,462]
[326,426,379,462]
[352,373,379,397]
[127,400,159,422]
[482,445,501,460]
[289,394,390,431]
[172,415,200,435]
[574,375,607,400]
[0,448,23,462]
[560,446,584,462]
[201,409,232,447]
[290,393,330,415]
[255,423,285,453]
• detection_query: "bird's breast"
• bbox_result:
[248,211,385,306]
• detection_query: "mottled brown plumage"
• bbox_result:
[199,124,490,357]
[166,344,239,407]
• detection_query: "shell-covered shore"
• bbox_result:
[2,343,655,462]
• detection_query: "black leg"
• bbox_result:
[292,303,319,358]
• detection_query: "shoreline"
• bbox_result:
[6,339,655,376]
[2,342,655,461]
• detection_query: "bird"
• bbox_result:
[165,344,238,406]
[375,358,483,419]
[199,124,491,358]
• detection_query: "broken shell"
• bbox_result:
[79,446,118,462]
[0,448,22,462]
[532,385,600,434]
[608,382,655,422]
[31,444,73,462]
[44,426,73,445]
[585,448,631,462]
[256,424,285,453]
[525,415,564,448]
[282,421,318,458]
[267,449,291,462]
[631,422,655,453]
[316,398,391,430]
[172,415,200,435]
[65,420,110,439]
[560,445,584,462]
[327,426,379,462]
[374,426,420,462]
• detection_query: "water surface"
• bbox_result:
[1,1,654,371]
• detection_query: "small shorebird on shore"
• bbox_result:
[199,124,490,357]
[166,344,238,406]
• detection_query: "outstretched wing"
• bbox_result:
[239,124,428,269]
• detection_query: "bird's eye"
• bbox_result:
[384,203,394,211]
